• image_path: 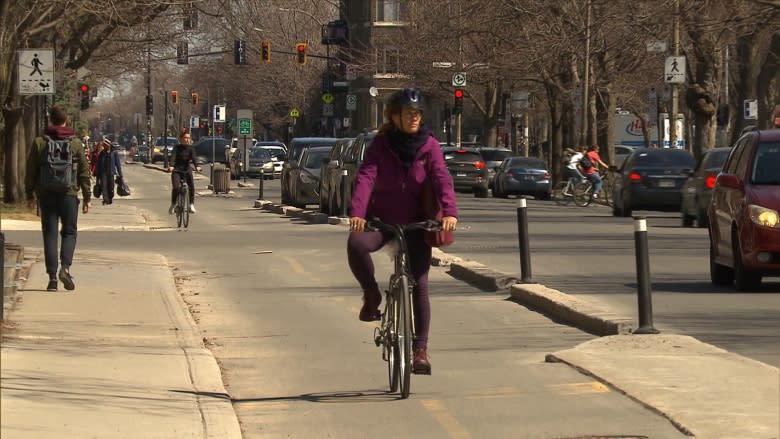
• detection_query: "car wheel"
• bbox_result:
[618,192,632,217]
[709,238,734,285]
[492,183,502,198]
[696,209,709,228]
[537,191,551,201]
[733,233,761,291]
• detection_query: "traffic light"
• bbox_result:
[191,92,199,106]
[171,90,179,104]
[79,83,90,110]
[234,39,247,65]
[296,43,307,65]
[453,89,464,114]
[146,95,153,115]
[261,40,271,63]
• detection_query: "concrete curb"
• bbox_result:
[252,201,636,336]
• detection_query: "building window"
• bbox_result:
[377,0,400,22]
[377,47,401,74]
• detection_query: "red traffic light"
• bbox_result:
[454,89,464,98]
[296,43,306,53]
[80,84,89,93]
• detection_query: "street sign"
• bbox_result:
[665,56,686,84]
[323,103,334,116]
[18,49,55,95]
[214,105,226,122]
[322,92,335,104]
[237,109,253,135]
[744,99,758,120]
[452,72,467,87]
[346,94,357,111]
[190,116,199,129]
[345,64,356,80]
[289,108,300,118]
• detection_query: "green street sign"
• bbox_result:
[239,118,252,135]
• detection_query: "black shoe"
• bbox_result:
[58,268,75,291]
[46,279,58,292]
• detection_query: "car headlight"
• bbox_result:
[748,204,779,228]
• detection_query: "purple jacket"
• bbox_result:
[350,132,458,224]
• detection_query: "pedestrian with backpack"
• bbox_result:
[25,105,92,292]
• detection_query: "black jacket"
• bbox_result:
[171,143,198,172]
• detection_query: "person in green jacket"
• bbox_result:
[25,105,92,292]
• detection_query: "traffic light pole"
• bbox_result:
[455,113,462,148]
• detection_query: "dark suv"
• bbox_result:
[708,128,780,291]
[442,147,489,197]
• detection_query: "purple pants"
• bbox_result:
[347,230,432,350]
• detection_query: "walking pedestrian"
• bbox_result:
[95,138,123,205]
[25,104,92,291]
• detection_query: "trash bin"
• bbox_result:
[213,164,231,193]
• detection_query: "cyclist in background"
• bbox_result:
[583,145,609,199]
[563,146,585,184]
[167,128,201,214]
[347,88,458,375]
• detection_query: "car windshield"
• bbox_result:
[248,148,271,160]
[703,149,730,169]
[631,150,695,167]
[508,157,546,169]
[751,142,780,185]
[304,150,331,168]
[262,148,286,159]
[480,149,513,161]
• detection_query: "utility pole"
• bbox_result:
[581,0,591,146]
[670,0,680,149]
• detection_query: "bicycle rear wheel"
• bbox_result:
[573,181,593,207]
[385,292,399,393]
[182,184,190,228]
[397,274,412,399]
[552,181,572,206]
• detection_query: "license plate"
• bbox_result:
[658,179,675,188]
[456,173,467,177]
[522,175,534,181]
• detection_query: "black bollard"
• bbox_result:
[516,197,533,283]
[340,169,349,218]
[258,168,264,200]
[633,216,659,334]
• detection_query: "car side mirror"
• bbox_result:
[716,173,742,190]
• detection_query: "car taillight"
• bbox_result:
[543,171,551,179]
[474,161,486,170]
[629,171,642,182]
[705,174,717,189]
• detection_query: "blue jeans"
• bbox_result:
[38,194,80,277]
[587,172,603,194]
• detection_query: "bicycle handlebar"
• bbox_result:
[365,217,444,234]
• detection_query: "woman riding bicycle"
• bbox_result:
[167,128,201,214]
[347,87,458,374]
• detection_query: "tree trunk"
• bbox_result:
[2,106,23,203]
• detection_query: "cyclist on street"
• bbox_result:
[167,128,201,214]
[563,146,585,185]
[347,88,458,375]
[583,145,609,199]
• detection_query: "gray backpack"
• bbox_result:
[39,135,74,192]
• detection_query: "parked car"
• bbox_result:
[614,144,638,168]
[708,128,780,291]
[284,145,334,208]
[680,147,731,228]
[230,137,257,161]
[229,146,277,179]
[611,147,696,217]
[491,156,552,200]
[319,137,355,215]
[257,141,287,179]
[478,147,515,189]
[191,137,231,164]
[281,137,338,205]
[152,137,177,164]
[330,130,377,216]
[442,147,489,198]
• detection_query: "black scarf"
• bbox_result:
[388,124,431,169]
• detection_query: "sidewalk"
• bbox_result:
[1,206,242,438]
[2,201,779,438]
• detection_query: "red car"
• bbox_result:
[708,128,780,290]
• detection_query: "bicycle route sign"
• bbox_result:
[237,109,253,135]
[451,72,467,87]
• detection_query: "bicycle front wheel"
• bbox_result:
[182,185,190,228]
[397,274,413,399]
[552,181,572,206]
[385,290,399,393]
[573,181,593,207]
[176,188,185,228]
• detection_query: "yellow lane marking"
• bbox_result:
[421,399,472,439]
[547,381,610,395]
[283,256,306,274]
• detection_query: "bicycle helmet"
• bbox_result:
[388,88,424,112]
